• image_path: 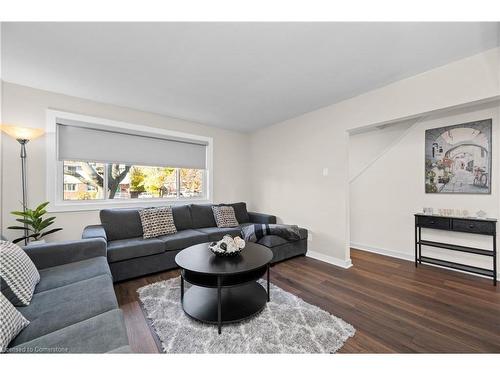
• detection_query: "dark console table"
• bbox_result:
[415,214,497,285]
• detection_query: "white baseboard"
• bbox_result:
[306,250,353,269]
[350,242,500,280]
[350,242,414,262]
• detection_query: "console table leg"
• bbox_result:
[493,235,497,286]
[267,264,270,302]
[217,276,222,334]
[415,220,418,268]
[418,226,422,264]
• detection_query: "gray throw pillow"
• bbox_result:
[0,293,30,352]
[0,241,40,306]
[212,206,239,228]
[139,207,177,239]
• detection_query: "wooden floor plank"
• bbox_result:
[114,248,500,353]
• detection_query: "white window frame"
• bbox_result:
[46,109,213,212]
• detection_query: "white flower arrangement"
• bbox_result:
[209,235,246,256]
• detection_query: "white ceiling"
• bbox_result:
[2,22,499,132]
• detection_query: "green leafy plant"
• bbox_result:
[8,202,62,244]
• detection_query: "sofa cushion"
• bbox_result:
[172,205,193,230]
[0,240,40,306]
[139,207,177,239]
[190,204,217,228]
[35,257,111,293]
[12,274,117,346]
[196,227,242,242]
[158,229,209,251]
[8,309,129,354]
[230,202,250,224]
[257,235,289,248]
[107,237,165,263]
[100,208,143,241]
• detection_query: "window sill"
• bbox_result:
[48,198,212,213]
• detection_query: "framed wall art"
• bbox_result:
[425,119,492,194]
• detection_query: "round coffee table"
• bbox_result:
[175,242,273,334]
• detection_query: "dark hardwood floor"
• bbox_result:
[114,249,500,353]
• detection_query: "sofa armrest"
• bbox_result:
[248,212,277,224]
[23,238,107,270]
[82,225,107,241]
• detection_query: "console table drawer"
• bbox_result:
[416,216,450,230]
[452,219,495,235]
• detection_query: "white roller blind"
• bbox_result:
[57,122,207,169]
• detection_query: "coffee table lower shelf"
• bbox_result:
[182,282,268,333]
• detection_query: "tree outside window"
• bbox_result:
[63,161,204,201]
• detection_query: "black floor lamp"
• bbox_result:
[1,125,45,245]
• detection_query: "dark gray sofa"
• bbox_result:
[6,239,130,353]
[82,202,307,282]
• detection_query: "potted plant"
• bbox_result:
[7,201,62,244]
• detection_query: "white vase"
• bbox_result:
[29,239,46,246]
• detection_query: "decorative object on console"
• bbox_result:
[0,240,40,306]
[423,207,433,215]
[7,201,62,244]
[1,124,45,245]
[425,119,492,194]
[212,205,239,228]
[139,206,177,239]
[476,210,487,218]
[209,235,246,256]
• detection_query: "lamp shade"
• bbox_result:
[0,124,45,141]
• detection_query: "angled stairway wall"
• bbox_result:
[349,100,500,274]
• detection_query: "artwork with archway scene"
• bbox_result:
[425,119,492,194]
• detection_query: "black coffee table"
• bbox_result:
[175,242,273,334]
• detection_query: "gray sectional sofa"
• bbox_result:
[6,238,130,353]
[83,202,307,282]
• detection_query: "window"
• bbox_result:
[180,168,204,198]
[63,161,105,200]
[63,183,77,192]
[48,110,212,210]
[62,161,205,201]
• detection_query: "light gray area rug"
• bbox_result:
[137,277,355,353]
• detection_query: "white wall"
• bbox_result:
[1,47,499,265]
[350,102,500,274]
[349,120,414,181]
[0,82,251,241]
[250,48,500,266]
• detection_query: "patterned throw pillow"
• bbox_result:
[0,293,30,352]
[139,207,177,239]
[212,206,239,228]
[0,241,40,306]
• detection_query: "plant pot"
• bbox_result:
[29,239,46,246]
